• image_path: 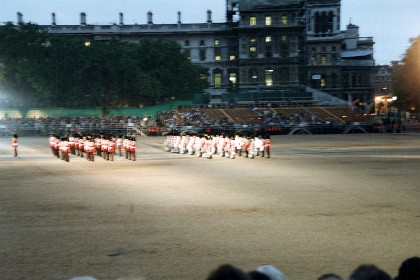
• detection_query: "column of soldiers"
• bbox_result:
[164,134,271,159]
[48,134,137,162]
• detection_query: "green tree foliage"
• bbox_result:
[0,23,209,113]
[393,36,420,113]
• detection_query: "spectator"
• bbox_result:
[248,270,270,280]
[317,273,342,280]
[395,256,420,280]
[206,264,251,280]
[256,265,287,280]
[348,264,392,280]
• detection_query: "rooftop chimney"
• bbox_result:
[119,12,124,25]
[51,13,56,25]
[147,11,153,25]
[17,12,23,24]
[80,12,87,25]
[177,11,181,24]
[207,10,212,24]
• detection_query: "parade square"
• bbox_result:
[0,134,419,280]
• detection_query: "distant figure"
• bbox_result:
[348,264,391,280]
[395,256,420,280]
[12,134,18,157]
[206,264,251,280]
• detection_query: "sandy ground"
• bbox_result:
[0,134,419,280]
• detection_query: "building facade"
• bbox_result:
[16,0,374,105]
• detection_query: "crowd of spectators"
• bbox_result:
[69,256,419,280]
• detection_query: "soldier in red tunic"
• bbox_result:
[12,134,18,157]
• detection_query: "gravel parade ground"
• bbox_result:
[0,134,419,280]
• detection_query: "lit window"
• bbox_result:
[84,41,91,47]
[250,38,257,43]
[214,73,222,88]
[214,48,221,61]
[229,55,236,61]
[321,55,327,65]
[250,16,257,26]
[265,16,272,26]
[320,79,326,87]
[265,70,274,86]
[229,73,237,88]
[250,69,258,83]
[281,15,288,26]
[281,35,288,42]
[214,39,220,46]
[265,36,272,43]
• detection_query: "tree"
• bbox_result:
[393,37,420,113]
[0,23,209,112]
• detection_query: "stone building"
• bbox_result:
[16,0,375,105]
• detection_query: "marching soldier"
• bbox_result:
[12,134,18,157]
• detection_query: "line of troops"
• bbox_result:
[48,134,137,162]
[164,134,271,159]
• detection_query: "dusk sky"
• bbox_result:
[1,0,418,65]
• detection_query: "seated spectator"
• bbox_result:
[206,264,251,280]
[395,256,420,280]
[348,264,391,280]
[256,265,287,280]
[248,270,270,280]
[317,273,342,280]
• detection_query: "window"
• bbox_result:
[250,68,258,84]
[265,70,274,86]
[199,49,206,61]
[265,36,272,43]
[311,56,317,65]
[281,35,288,42]
[249,46,257,58]
[265,16,272,26]
[321,55,327,65]
[184,40,190,46]
[214,48,221,61]
[320,77,326,87]
[229,73,237,89]
[214,39,220,46]
[250,37,257,43]
[250,16,257,26]
[200,40,205,46]
[214,73,222,88]
[84,41,91,47]
[229,47,237,61]
[281,15,288,26]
